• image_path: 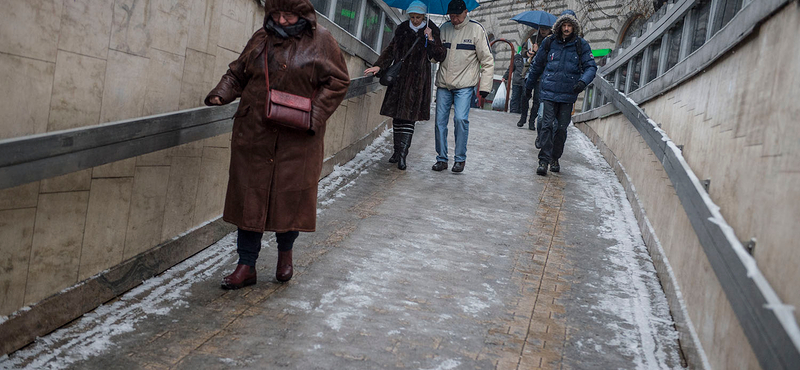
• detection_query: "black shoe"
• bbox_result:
[536,161,548,176]
[388,151,400,163]
[431,161,448,171]
[516,120,525,127]
[535,135,542,149]
[550,159,560,173]
[451,161,465,173]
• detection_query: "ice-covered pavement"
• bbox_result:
[1,108,684,370]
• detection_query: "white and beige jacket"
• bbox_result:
[435,14,495,93]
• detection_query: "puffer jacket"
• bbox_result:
[435,14,494,93]
[525,13,597,104]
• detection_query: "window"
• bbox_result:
[335,0,361,34]
[618,62,628,91]
[630,52,643,92]
[646,39,661,83]
[310,0,329,15]
[619,15,647,48]
[691,0,712,53]
[380,14,396,52]
[361,0,381,49]
[712,0,744,35]
[585,85,595,110]
[665,20,683,71]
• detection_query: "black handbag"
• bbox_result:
[379,37,422,87]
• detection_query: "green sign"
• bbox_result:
[592,48,612,57]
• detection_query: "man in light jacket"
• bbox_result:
[431,0,494,173]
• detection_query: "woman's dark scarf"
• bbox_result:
[266,17,309,39]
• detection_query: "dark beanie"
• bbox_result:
[447,0,467,14]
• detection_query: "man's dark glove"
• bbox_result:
[572,81,587,94]
[479,91,489,98]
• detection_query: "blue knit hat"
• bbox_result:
[406,0,427,15]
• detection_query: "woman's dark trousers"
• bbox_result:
[237,229,299,266]
[537,101,574,164]
[518,79,541,130]
[509,84,524,113]
[391,118,415,170]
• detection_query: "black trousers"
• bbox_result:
[237,228,299,267]
[537,101,574,163]
[519,79,541,129]
[508,84,524,113]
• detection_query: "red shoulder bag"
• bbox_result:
[264,44,314,131]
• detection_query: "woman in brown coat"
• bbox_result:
[206,0,350,288]
[364,1,446,170]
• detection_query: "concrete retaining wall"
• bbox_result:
[575,3,800,369]
[0,0,390,340]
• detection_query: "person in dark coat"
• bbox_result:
[205,0,350,288]
[364,0,446,170]
[518,26,551,130]
[502,51,525,115]
[525,9,597,176]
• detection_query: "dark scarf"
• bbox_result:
[265,17,309,39]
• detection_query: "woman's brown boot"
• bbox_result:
[221,264,257,289]
[276,250,293,282]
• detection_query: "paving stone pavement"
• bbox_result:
[1,108,685,370]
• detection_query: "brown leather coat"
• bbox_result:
[205,0,350,233]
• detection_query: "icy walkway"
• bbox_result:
[1,108,684,370]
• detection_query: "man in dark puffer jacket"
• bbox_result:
[525,9,597,176]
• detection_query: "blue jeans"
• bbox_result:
[435,87,473,163]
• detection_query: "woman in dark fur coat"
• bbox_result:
[364,0,446,170]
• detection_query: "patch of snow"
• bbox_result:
[0,233,239,370]
[420,359,461,370]
[317,129,391,211]
[459,296,490,315]
[569,126,681,369]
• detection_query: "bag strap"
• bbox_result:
[398,36,422,63]
[263,41,316,99]
[264,42,270,91]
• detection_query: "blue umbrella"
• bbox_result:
[511,10,557,29]
[381,0,480,15]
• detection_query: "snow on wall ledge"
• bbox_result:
[574,71,800,370]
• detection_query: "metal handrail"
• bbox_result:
[0,76,382,190]
[580,74,800,370]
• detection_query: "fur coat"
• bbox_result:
[374,20,446,121]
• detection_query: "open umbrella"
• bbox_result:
[511,10,557,29]
[382,0,480,15]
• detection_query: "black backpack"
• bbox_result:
[540,35,585,73]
